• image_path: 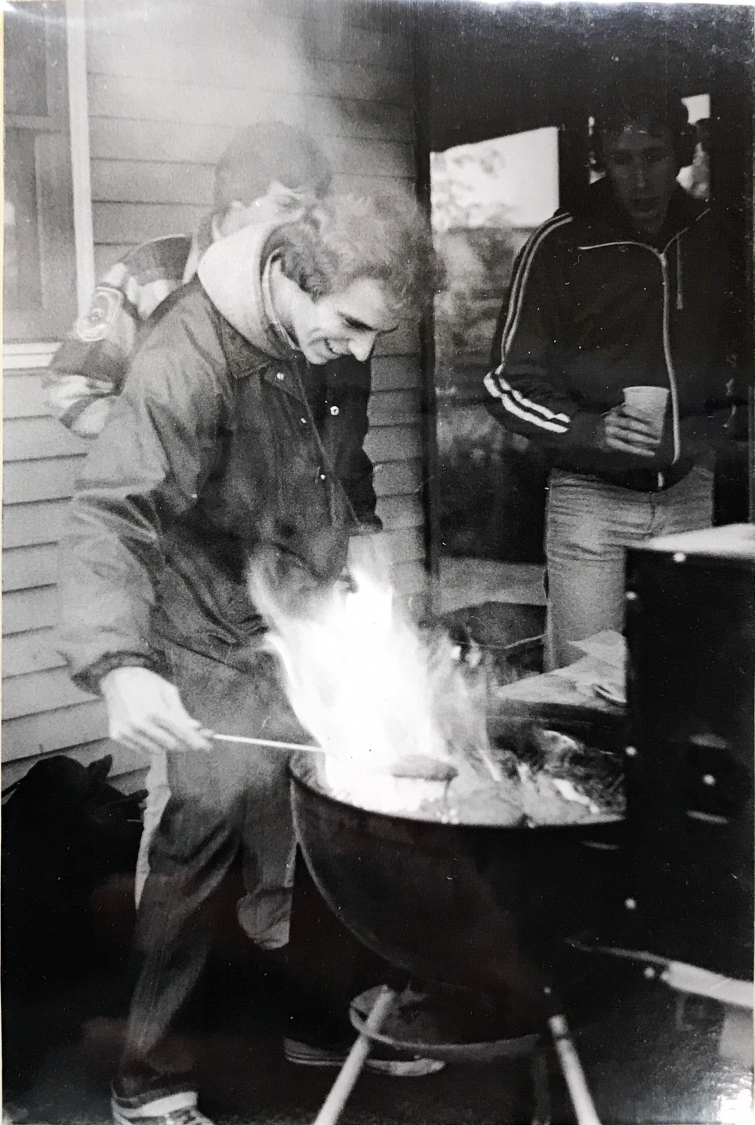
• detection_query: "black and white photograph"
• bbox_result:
[2,1,754,1123]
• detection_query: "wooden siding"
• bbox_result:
[2,358,114,780]
[85,0,426,607]
[3,0,425,788]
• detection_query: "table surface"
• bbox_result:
[495,630,626,715]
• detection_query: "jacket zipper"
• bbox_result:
[578,236,683,469]
[655,246,682,465]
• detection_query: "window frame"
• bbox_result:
[4,0,94,351]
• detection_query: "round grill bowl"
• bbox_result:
[289,756,625,998]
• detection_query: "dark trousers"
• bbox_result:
[115,640,300,1102]
[115,640,393,1103]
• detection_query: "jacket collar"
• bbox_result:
[215,302,312,408]
[573,179,708,250]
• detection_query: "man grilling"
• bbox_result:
[57,193,439,1125]
[45,122,348,927]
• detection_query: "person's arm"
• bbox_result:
[483,223,657,458]
[44,259,143,438]
[45,239,190,438]
[57,295,226,752]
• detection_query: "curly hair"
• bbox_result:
[273,192,443,316]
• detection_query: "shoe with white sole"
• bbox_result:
[283,1037,445,1076]
[111,1089,214,1125]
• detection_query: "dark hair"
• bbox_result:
[274,192,443,316]
[591,84,696,170]
[213,122,332,210]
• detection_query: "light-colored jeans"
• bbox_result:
[545,465,714,669]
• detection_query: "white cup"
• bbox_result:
[623,385,669,443]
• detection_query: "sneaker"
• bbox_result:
[283,1037,445,1076]
[111,1089,215,1125]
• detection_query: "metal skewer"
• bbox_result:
[211,733,324,753]
[210,733,459,782]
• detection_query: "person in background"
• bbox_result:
[45,121,332,439]
[57,192,440,1125]
[484,83,745,669]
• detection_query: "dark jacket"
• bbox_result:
[57,221,380,694]
[484,182,740,491]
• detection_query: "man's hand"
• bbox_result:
[71,396,113,439]
[101,666,213,757]
[599,405,660,458]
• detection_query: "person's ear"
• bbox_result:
[216,200,255,238]
[589,130,606,175]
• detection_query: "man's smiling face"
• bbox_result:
[291,277,398,365]
[603,121,680,238]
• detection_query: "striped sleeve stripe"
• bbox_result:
[506,381,569,424]
[500,213,573,364]
[484,368,570,433]
[490,386,569,433]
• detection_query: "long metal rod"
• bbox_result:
[312,987,396,1125]
[548,1014,602,1125]
[211,733,324,753]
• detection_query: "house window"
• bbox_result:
[4,1,77,342]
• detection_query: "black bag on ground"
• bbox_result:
[2,753,145,990]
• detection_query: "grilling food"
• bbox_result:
[316,726,624,827]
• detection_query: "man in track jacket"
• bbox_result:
[484,87,743,668]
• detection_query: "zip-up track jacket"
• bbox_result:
[484,182,740,491]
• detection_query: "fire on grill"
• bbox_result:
[249,552,624,827]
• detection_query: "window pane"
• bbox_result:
[4,2,50,117]
[3,129,41,310]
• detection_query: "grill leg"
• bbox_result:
[548,1014,602,1125]
[312,986,395,1125]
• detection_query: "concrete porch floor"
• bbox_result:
[5,956,751,1125]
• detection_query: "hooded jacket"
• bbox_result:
[484,181,739,491]
[57,220,381,693]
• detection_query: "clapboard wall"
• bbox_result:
[2,0,426,790]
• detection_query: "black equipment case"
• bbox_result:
[623,524,754,980]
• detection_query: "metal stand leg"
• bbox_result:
[312,986,396,1125]
[548,1014,602,1125]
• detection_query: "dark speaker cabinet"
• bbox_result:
[623,525,754,980]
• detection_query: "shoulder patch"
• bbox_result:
[74,286,124,342]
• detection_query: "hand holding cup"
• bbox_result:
[600,386,669,457]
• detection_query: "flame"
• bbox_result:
[248,546,499,816]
